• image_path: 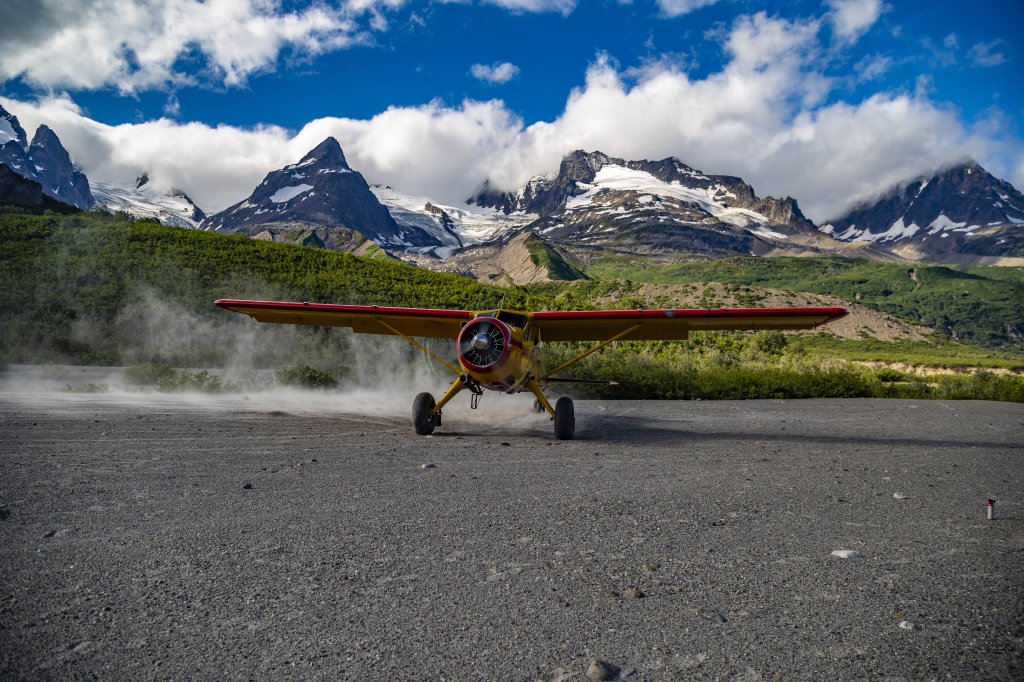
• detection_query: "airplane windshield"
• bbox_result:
[474,311,529,329]
[497,311,529,329]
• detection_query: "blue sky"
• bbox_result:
[0,0,1021,220]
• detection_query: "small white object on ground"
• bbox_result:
[421,463,436,470]
[831,549,864,559]
[898,621,921,631]
[893,492,910,500]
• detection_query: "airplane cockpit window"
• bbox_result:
[474,311,529,329]
[497,311,529,329]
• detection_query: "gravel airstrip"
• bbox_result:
[1,380,1022,680]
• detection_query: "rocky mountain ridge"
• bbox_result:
[821,161,1024,262]
[206,137,437,248]
[462,150,848,262]
[0,104,93,209]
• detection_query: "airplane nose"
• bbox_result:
[471,333,490,350]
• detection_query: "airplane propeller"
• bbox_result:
[458,319,507,368]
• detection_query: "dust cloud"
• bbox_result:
[2,285,561,431]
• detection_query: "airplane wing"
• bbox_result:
[214,299,473,339]
[532,307,848,341]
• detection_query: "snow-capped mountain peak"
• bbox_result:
[207,136,441,248]
[820,160,1024,260]
[465,149,817,257]
[0,105,93,209]
[91,178,208,228]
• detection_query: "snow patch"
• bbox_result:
[749,226,788,240]
[564,165,770,228]
[0,117,17,144]
[370,185,534,253]
[927,214,966,233]
[867,217,921,242]
[91,181,205,229]
[269,184,314,203]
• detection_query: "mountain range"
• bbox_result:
[2,105,1022,278]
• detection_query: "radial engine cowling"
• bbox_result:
[457,318,511,372]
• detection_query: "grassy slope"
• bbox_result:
[0,211,549,365]
[1,211,1021,402]
[584,255,1024,349]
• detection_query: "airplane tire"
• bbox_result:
[413,392,437,435]
[553,396,575,440]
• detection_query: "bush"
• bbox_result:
[123,362,176,385]
[277,365,339,389]
[156,369,229,393]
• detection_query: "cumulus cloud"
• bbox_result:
[3,9,1021,224]
[0,0,393,92]
[826,0,885,43]
[470,61,521,84]
[655,0,721,18]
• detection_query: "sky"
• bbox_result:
[0,0,1021,223]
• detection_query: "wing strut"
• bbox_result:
[376,318,461,375]
[540,324,641,381]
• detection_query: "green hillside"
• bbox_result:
[0,210,548,367]
[584,255,1024,348]
[1,210,1021,402]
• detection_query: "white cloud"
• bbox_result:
[3,9,1021,224]
[968,40,1008,67]
[655,0,720,18]
[853,53,893,81]
[0,0,392,92]
[0,0,586,93]
[467,0,577,14]
[470,61,520,84]
[826,0,885,43]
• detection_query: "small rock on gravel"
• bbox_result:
[831,549,864,559]
[893,492,910,501]
[421,463,436,470]
[242,482,252,489]
[585,659,620,681]
[625,586,645,599]
[898,621,922,631]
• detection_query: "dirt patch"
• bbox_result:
[599,282,930,342]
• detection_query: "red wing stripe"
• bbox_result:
[215,300,474,319]
[532,307,848,321]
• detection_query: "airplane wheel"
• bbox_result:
[413,392,437,435]
[553,396,575,440]
[533,399,545,413]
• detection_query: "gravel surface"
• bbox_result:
[1,392,1022,680]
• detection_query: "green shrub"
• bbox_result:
[123,362,176,385]
[156,369,228,393]
[277,365,339,389]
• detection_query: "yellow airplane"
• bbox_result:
[215,300,847,439]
